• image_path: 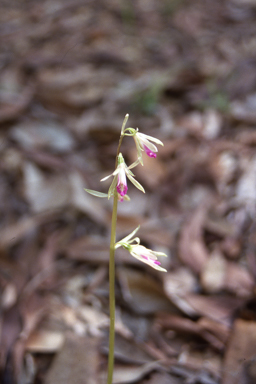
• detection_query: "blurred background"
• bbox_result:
[1,0,256,383]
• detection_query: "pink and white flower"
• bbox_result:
[129,244,167,272]
[116,162,128,198]
[101,153,144,201]
[115,226,167,272]
[124,127,163,164]
[135,131,163,161]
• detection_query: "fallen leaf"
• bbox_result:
[44,336,99,384]
[23,162,71,213]
[118,268,180,315]
[26,329,64,353]
[223,319,256,384]
[179,202,211,274]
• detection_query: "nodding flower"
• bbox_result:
[115,226,167,272]
[101,153,145,201]
[134,131,163,162]
[124,128,163,165]
[116,162,128,199]
[128,244,167,272]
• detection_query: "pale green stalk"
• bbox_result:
[107,189,118,384]
[107,117,127,384]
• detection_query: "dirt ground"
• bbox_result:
[1,1,256,383]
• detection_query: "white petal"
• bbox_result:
[141,140,158,152]
[153,251,168,257]
[108,175,118,199]
[137,132,163,146]
[130,249,167,272]
[121,114,129,134]
[133,138,143,165]
[127,174,145,193]
[128,158,141,170]
[117,226,140,244]
[84,189,108,198]
[101,173,113,182]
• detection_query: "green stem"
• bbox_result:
[107,131,125,384]
[107,190,118,384]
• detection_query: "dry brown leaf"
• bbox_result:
[220,237,241,260]
[177,109,222,139]
[177,350,222,381]
[185,294,243,326]
[230,99,256,124]
[164,267,198,301]
[44,336,99,384]
[140,371,182,384]
[204,212,237,238]
[201,250,226,293]
[223,319,256,384]
[77,305,109,337]
[118,268,179,315]
[0,215,42,249]
[1,283,18,310]
[156,313,228,350]
[101,334,153,365]
[65,235,109,263]
[179,202,211,274]
[0,86,34,124]
[25,329,64,353]
[198,317,230,347]
[11,121,75,153]
[0,305,22,370]
[110,362,161,384]
[23,162,71,213]
[224,262,254,297]
[236,156,256,212]
[70,172,108,225]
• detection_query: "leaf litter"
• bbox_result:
[1,0,256,383]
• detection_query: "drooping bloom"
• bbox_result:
[124,127,163,165]
[115,226,167,272]
[129,244,167,272]
[101,153,144,201]
[116,162,128,198]
[134,131,163,161]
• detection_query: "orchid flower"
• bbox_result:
[115,226,167,272]
[101,153,145,201]
[124,128,163,164]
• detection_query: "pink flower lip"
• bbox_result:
[116,163,128,199]
[143,145,157,158]
[117,183,128,197]
[141,254,161,266]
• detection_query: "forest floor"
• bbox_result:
[1,1,256,383]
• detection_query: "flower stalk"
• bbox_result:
[107,187,118,384]
[106,118,127,384]
[84,114,166,384]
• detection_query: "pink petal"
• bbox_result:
[143,145,157,158]
[117,183,128,196]
[117,167,128,197]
